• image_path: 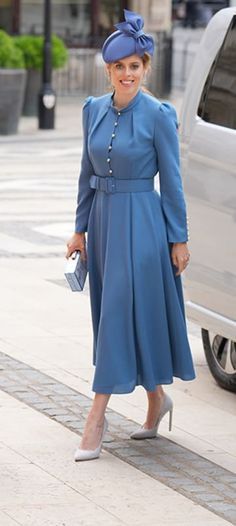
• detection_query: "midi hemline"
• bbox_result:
[92,372,196,395]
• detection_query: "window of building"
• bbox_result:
[198,15,236,130]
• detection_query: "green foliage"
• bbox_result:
[0,30,25,69]
[14,35,42,70]
[13,34,68,71]
[51,35,68,69]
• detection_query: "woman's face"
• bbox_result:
[106,54,146,97]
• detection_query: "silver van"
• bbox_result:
[180,7,236,392]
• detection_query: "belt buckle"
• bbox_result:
[106,176,116,194]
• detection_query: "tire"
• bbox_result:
[201,329,236,393]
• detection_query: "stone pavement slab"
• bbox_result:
[0,390,233,526]
[0,511,22,526]
[0,351,236,525]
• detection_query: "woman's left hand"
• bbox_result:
[171,242,190,276]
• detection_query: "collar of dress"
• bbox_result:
[109,89,142,114]
[88,89,143,136]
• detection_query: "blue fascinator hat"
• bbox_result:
[102,9,154,63]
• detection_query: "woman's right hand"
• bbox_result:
[66,232,86,259]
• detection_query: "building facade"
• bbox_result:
[0,0,130,45]
[0,0,230,45]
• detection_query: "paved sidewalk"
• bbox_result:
[0,351,236,525]
[0,95,235,526]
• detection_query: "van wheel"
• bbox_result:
[201,329,236,392]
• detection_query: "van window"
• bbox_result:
[198,15,236,129]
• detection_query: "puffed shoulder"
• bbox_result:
[157,102,179,130]
[82,95,94,110]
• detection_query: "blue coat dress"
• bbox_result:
[75,89,196,394]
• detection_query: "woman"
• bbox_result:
[66,9,196,462]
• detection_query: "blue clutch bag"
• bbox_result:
[64,250,88,292]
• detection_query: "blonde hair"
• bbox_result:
[142,52,151,70]
[141,53,155,97]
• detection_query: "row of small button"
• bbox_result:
[107,111,121,176]
[187,215,190,240]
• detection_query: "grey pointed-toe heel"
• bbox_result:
[74,417,109,461]
[130,393,173,440]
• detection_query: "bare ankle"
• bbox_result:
[156,386,165,398]
[88,410,105,426]
[146,386,164,403]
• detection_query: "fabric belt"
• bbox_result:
[89,175,154,194]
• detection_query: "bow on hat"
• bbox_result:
[102,9,154,63]
[115,9,153,55]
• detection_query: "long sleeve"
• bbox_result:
[154,102,189,243]
[75,97,95,233]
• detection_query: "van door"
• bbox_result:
[183,16,236,331]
